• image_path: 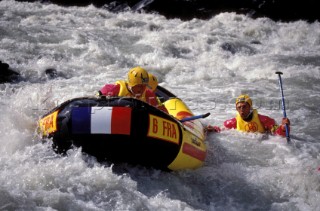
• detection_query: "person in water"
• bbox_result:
[98,66,167,113]
[207,94,290,136]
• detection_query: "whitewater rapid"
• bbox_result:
[0,0,320,210]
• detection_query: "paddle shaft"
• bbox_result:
[180,112,210,122]
[275,71,291,142]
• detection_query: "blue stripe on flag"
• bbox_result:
[72,107,91,134]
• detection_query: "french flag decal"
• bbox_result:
[72,107,131,135]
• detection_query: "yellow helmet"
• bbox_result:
[236,94,252,107]
[147,73,158,91]
[127,67,149,87]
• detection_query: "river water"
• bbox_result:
[0,0,319,210]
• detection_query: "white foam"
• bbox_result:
[0,1,319,210]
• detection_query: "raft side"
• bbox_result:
[168,127,207,170]
[164,98,207,170]
[39,97,185,170]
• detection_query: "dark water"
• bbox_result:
[16,0,320,22]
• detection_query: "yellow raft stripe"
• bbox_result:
[38,110,59,136]
[167,122,207,170]
[183,121,205,140]
[182,142,206,161]
[147,114,180,145]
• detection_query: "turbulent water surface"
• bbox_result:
[0,0,320,210]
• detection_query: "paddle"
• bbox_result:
[180,112,210,123]
[275,71,291,142]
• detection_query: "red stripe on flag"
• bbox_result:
[182,143,206,161]
[111,107,132,135]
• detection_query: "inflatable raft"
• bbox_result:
[38,86,208,171]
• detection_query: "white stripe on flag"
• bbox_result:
[91,107,112,134]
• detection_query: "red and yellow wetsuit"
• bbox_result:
[223,109,287,136]
[99,80,168,113]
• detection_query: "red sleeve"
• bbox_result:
[224,118,237,129]
[99,84,120,96]
[145,89,158,106]
[274,126,288,137]
[258,114,288,137]
[258,114,276,131]
[145,89,168,113]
